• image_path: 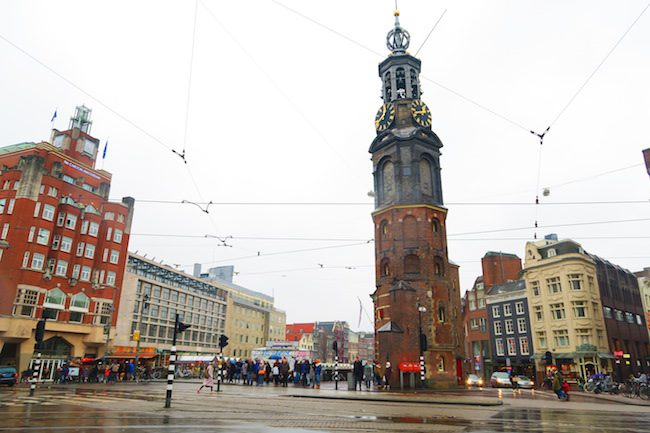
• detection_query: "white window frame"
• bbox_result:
[42,204,55,221]
[60,236,72,253]
[55,260,68,277]
[89,222,99,237]
[80,266,91,281]
[515,301,525,315]
[496,339,505,356]
[84,244,95,259]
[36,228,50,246]
[76,242,85,257]
[492,305,501,318]
[519,337,530,355]
[507,337,517,355]
[109,249,119,264]
[504,304,512,316]
[1,223,8,240]
[31,253,45,270]
[494,321,502,335]
[106,271,116,286]
[64,214,77,229]
[517,317,527,333]
[505,319,514,334]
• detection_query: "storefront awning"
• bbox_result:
[177,355,214,363]
[106,353,158,360]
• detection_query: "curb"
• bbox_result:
[535,389,650,407]
[284,393,504,407]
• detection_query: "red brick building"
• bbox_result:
[461,252,521,379]
[370,13,463,388]
[0,106,134,376]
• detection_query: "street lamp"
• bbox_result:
[134,293,150,377]
[417,303,427,387]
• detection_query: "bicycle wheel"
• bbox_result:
[620,383,634,398]
[639,384,650,400]
[584,382,596,392]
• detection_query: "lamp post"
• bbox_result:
[134,293,150,378]
[417,303,427,388]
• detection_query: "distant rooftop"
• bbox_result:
[487,279,526,296]
[484,251,519,259]
[0,142,36,155]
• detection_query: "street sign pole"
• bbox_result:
[30,318,46,396]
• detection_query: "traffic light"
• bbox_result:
[176,321,191,333]
[34,319,47,350]
[218,334,229,350]
[545,351,553,365]
[332,340,338,355]
[419,333,428,352]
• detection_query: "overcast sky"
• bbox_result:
[1,1,649,332]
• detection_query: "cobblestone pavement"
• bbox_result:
[0,382,648,432]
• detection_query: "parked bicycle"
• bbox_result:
[619,380,649,400]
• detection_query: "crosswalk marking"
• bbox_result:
[0,390,159,408]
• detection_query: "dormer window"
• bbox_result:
[547,249,557,258]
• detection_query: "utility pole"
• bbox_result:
[134,293,150,378]
[417,302,427,388]
[333,339,339,390]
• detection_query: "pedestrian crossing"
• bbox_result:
[0,389,161,408]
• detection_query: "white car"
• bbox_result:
[490,372,512,388]
[466,374,484,387]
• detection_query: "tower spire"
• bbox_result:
[386,9,410,54]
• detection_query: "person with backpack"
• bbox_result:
[197,362,214,393]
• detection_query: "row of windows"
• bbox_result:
[529,274,594,296]
[13,288,112,324]
[21,251,117,285]
[134,303,224,329]
[380,256,444,277]
[468,297,486,311]
[131,321,221,347]
[603,306,644,326]
[536,329,605,349]
[136,281,225,314]
[495,337,530,356]
[128,265,227,302]
[469,317,487,331]
[533,301,599,321]
[493,318,527,335]
[491,301,525,318]
[234,334,264,345]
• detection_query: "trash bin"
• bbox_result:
[347,376,356,391]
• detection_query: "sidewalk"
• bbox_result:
[535,388,650,407]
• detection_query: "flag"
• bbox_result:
[50,110,57,123]
[102,140,108,159]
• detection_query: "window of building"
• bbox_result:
[494,321,502,335]
[568,274,583,290]
[106,227,112,241]
[546,277,562,294]
[80,266,91,281]
[537,331,547,348]
[56,212,65,226]
[117,214,125,223]
[0,198,6,214]
[438,305,446,322]
[114,229,123,243]
[89,222,99,237]
[492,305,501,318]
[534,306,544,321]
[62,174,75,185]
[614,309,624,322]
[625,312,635,324]
[7,199,14,214]
[547,248,557,258]
[515,302,524,315]
[478,298,485,309]
[496,339,505,356]
[381,258,390,276]
[517,318,527,333]
[13,288,39,317]
[550,303,565,320]
[60,236,72,253]
[37,228,51,245]
[469,299,476,311]
[576,328,592,345]
[470,318,478,330]
[636,314,643,326]
[28,226,35,242]
[64,214,77,229]
[1,223,8,240]
[505,319,514,334]
[44,288,66,309]
[22,251,30,268]
[42,204,55,221]
[553,329,570,347]
[437,356,445,372]
[587,276,595,292]
[72,264,80,279]
[48,186,58,197]
[572,301,587,318]
[80,221,89,234]
[110,250,119,264]
[31,253,45,270]
[70,292,89,311]
[76,242,85,256]
[106,271,116,286]
[519,337,530,355]
[507,337,517,355]
[55,260,68,277]
[603,306,613,319]
[104,212,114,221]
[504,304,512,316]
[84,244,95,259]
[479,317,487,332]
[33,202,41,217]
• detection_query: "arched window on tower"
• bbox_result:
[403,215,417,241]
[395,67,406,98]
[404,254,420,274]
[438,303,446,323]
[384,72,392,101]
[437,355,445,372]
[378,220,389,250]
[380,258,391,277]
[431,218,440,234]
[434,257,444,276]
[409,68,419,98]
[380,161,395,204]
[419,158,433,196]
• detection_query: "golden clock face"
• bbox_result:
[411,99,432,128]
[375,103,396,132]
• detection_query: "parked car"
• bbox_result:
[515,375,534,389]
[0,366,17,386]
[466,374,484,387]
[490,372,512,388]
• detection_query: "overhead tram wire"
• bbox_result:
[0,32,174,153]
[272,0,532,134]
[414,9,447,57]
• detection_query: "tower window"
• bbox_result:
[380,161,395,203]
[409,68,419,98]
[384,72,392,101]
[404,254,420,274]
[395,67,406,98]
[419,159,433,195]
[381,258,390,277]
[438,304,446,322]
[432,218,440,234]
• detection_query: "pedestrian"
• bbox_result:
[279,357,290,387]
[561,380,570,401]
[272,361,280,386]
[257,361,266,386]
[60,364,69,384]
[313,360,322,389]
[126,360,135,381]
[511,372,519,392]
[265,361,272,385]
[353,357,364,391]
[241,360,249,385]
[363,360,373,390]
[197,362,214,393]
[552,372,566,400]
[384,361,392,390]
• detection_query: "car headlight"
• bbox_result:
[478,379,483,385]
[466,380,471,385]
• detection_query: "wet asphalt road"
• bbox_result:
[0,382,648,433]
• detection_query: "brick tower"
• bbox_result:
[370,11,463,388]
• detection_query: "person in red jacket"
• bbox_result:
[561,380,570,401]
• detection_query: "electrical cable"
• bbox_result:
[414,9,447,57]
[182,0,200,157]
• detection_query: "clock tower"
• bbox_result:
[370,11,463,388]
